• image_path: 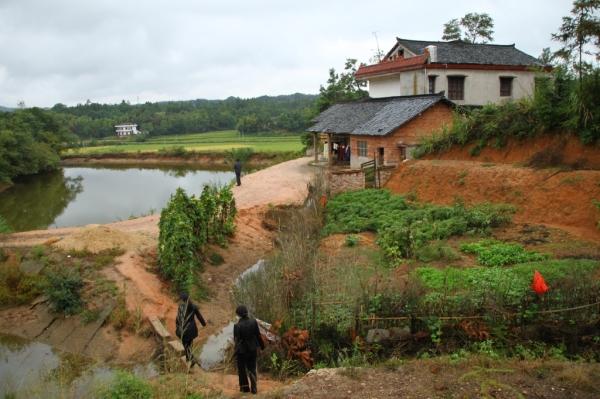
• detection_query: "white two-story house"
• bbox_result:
[114,123,139,136]
[355,38,543,106]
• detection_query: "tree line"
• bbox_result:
[49,93,317,139]
[0,108,77,183]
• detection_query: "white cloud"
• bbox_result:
[0,0,575,107]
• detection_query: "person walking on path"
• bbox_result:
[234,305,265,394]
[176,292,206,369]
[234,159,242,186]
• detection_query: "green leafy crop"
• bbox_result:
[460,239,549,267]
[324,189,514,261]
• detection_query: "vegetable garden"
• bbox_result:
[235,188,600,374]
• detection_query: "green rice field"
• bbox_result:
[67,130,304,155]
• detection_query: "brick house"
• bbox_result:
[355,38,542,106]
[308,93,453,169]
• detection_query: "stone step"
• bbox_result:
[149,316,171,339]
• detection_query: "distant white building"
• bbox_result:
[115,123,139,136]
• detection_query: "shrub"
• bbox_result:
[158,188,203,292]
[0,262,43,306]
[227,147,254,164]
[44,267,84,314]
[97,371,153,399]
[345,234,359,247]
[460,239,549,267]
[158,185,236,292]
[0,216,11,234]
[208,252,224,266]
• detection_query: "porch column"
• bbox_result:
[313,133,318,162]
[327,133,333,167]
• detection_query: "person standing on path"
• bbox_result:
[234,159,242,186]
[175,292,206,369]
[234,305,265,394]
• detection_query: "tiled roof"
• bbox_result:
[355,54,428,79]
[307,94,451,136]
[394,38,540,66]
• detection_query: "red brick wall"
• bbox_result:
[350,103,453,165]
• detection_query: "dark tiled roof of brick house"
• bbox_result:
[307,94,452,136]
[391,38,541,66]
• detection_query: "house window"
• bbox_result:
[447,76,465,100]
[500,77,513,97]
[428,76,437,94]
[357,140,367,157]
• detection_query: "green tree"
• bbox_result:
[316,59,368,112]
[442,19,462,41]
[538,47,557,66]
[552,0,600,81]
[441,13,495,43]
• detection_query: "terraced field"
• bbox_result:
[68,130,304,154]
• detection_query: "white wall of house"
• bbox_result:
[425,69,537,106]
[399,71,427,96]
[367,69,538,105]
[368,75,401,98]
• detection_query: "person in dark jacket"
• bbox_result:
[234,159,242,186]
[234,305,265,394]
[176,292,206,369]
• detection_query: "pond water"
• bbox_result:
[0,334,157,399]
[0,165,235,232]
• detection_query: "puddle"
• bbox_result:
[235,259,266,285]
[0,334,158,398]
[199,321,235,370]
[200,259,273,371]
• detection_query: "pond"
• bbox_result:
[0,165,235,232]
[0,334,157,399]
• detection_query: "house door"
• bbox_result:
[377,147,384,165]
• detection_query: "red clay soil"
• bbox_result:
[426,133,600,169]
[281,357,600,399]
[385,160,600,242]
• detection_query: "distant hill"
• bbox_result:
[0,105,14,112]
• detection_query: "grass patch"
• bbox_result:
[460,239,549,267]
[96,370,153,399]
[0,261,44,306]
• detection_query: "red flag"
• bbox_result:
[532,270,549,295]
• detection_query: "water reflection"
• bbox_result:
[0,165,235,232]
[0,170,83,232]
[0,334,158,399]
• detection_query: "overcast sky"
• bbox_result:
[0,0,574,107]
